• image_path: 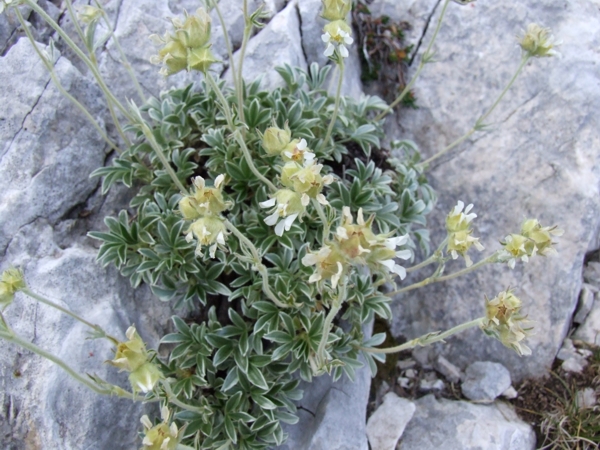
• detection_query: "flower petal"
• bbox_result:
[259,198,276,208]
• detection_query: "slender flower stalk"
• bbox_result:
[387,253,498,296]
[0,327,148,401]
[312,199,330,243]
[134,112,189,195]
[212,0,239,113]
[361,317,484,354]
[315,280,346,368]
[224,220,293,308]
[420,54,530,167]
[94,0,146,102]
[374,0,451,121]
[236,0,252,124]
[318,58,345,154]
[233,131,278,192]
[21,288,119,344]
[13,8,123,154]
[405,238,448,273]
[22,0,133,122]
[161,380,206,413]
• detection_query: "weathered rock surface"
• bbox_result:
[461,361,512,402]
[387,0,600,381]
[366,392,416,450]
[277,361,371,450]
[0,38,106,255]
[398,395,536,450]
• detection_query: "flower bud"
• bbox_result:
[262,125,292,155]
[188,46,218,73]
[174,8,211,49]
[190,175,230,216]
[0,267,25,310]
[519,23,557,58]
[178,196,202,220]
[129,361,162,394]
[520,219,563,256]
[108,326,148,373]
[321,0,352,21]
[481,290,533,356]
[185,215,227,258]
[77,5,102,25]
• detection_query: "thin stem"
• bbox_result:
[375,0,451,121]
[224,220,291,309]
[205,72,235,130]
[64,0,131,146]
[23,0,133,122]
[138,121,189,195]
[0,329,146,401]
[361,317,484,354]
[213,1,238,112]
[317,59,345,154]
[387,253,498,297]
[21,288,119,344]
[405,237,448,273]
[420,54,530,167]
[236,0,252,124]
[233,131,277,192]
[312,199,330,243]
[95,1,146,102]
[161,380,206,413]
[316,280,346,364]
[14,9,123,154]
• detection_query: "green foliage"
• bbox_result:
[90,63,435,448]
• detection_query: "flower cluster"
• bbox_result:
[519,23,558,58]
[0,267,25,310]
[150,8,217,76]
[140,407,183,450]
[320,0,354,59]
[480,290,533,356]
[180,175,230,258]
[108,326,162,393]
[445,201,484,267]
[498,218,563,268]
[302,207,411,288]
[259,126,333,236]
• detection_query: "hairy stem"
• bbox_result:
[316,280,346,366]
[420,54,530,167]
[14,9,123,154]
[224,220,291,308]
[24,0,133,122]
[213,1,239,113]
[362,317,484,354]
[233,130,277,192]
[318,59,345,154]
[387,253,498,296]
[405,237,448,273]
[21,288,119,344]
[0,329,146,401]
[236,0,252,124]
[375,0,451,121]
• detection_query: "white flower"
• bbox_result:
[259,190,305,237]
[282,138,316,164]
[321,24,354,58]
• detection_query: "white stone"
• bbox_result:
[434,355,462,383]
[574,294,600,345]
[397,358,416,370]
[575,387,597,410]
[573,284,597,324]
[367,392,416,450]
[461,361,512,402]
[502,386,519,400]
[398,395,536,450]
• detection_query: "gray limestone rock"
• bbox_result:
[276,361,371,450]
[398,395,536,450]
[0,38,107,256]
[573,294,600,345]
[573,283,597,324]
[389,0,600,382]
[366,392,416,450]
[461,361,512,402]
[434,355,462,383]
[224,1,307,89]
